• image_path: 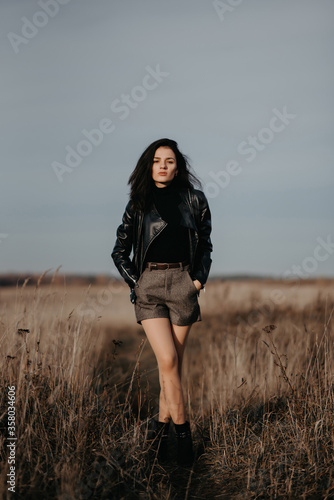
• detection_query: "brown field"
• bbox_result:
[1,274,334,499]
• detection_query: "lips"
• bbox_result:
[158,172,167,175]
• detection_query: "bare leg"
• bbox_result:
[171,322,193,380]
[158,322,192,422]
[141,318,192,424]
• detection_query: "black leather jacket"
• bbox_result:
[111,187,213,290]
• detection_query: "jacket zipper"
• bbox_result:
[191,235,205,292]
[186,190,205,292]
[120,264,138,287]
[141,221,168,272]
[135,212,143,270]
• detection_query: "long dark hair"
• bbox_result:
[128,138,202,212]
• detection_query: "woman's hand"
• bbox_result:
[192,279,202,291]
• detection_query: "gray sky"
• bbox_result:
[1,0,333,278]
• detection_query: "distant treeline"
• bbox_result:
[0,273,332,287]
[0,273,256,287]
[0,273,113,287]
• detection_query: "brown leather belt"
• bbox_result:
[145,260,189,270]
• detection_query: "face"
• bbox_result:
[152,147,178,188]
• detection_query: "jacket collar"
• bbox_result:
[142,188,197,232]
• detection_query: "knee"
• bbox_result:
[158,353,178,373]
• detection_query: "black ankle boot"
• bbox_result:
[174,421,194,466]
[153,420,170,463]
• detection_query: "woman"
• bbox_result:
[111,138,213,466]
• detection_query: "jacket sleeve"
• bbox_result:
[111,200,139,288]
[191,190,213,287]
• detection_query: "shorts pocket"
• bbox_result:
[185,270,199,294]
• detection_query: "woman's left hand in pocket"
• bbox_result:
[192,279,202,291]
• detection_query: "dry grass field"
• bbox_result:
[0,273,334,499]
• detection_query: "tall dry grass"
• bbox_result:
[0,274,333,499]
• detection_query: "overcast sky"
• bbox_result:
[1,0,333,279]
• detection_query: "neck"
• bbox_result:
[154,180,176,189]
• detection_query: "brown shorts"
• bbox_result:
[134,263,202,326]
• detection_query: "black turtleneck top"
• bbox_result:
[143,181,190,264]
